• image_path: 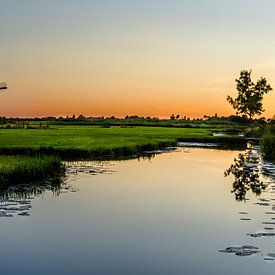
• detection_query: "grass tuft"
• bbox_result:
[261,129,275,161]
[0,156,64,185]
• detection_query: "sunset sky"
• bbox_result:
[1,0,275,118]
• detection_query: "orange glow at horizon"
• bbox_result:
[1,1,275,119]
[1,85,274,119]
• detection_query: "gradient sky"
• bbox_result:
[1,0,275,118]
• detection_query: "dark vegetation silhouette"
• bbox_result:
[227,70,272,120]
[261,124,275,160]
[0,175,65,198]
[0,114,271,130]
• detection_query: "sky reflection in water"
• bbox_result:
[0,147,275,274]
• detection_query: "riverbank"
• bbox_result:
[0,125,248,184]
[0,125,246,159]
[0,156,64,185]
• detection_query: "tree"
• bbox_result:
[170,114,175,120]
[227,70,272,120]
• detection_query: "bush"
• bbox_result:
[0,156,64,185]
[261,126,275,161]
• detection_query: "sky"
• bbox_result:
[0,0,275,118]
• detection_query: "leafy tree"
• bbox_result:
[227,70,272,120]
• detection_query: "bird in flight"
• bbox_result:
[0,82,7,90]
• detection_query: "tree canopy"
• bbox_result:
[227,70,272,119]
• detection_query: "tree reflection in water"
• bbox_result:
[225,148,266,201]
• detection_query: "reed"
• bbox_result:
[261,128,275,161]
[0,156,64,185]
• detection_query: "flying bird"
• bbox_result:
[0,82,7,89]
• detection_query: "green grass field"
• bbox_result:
[0,125,246,183]
[0,125,213,150]
[0,125,246,159]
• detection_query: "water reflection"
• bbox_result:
[224,150,266,201]
[65,161,116,175]
[0,161,118,218]
[1,147,275,274]
[0,176,78,218]
[221,146,275,261]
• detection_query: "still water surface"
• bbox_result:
[1,147,275,274]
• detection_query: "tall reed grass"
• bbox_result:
[0,156,64,185]
[261,125,275,161]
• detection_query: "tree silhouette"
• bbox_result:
[170,114,175,120]
[227,70,272,120]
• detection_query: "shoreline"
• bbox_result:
[0,136,248,161]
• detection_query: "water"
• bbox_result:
[0,147,275,274]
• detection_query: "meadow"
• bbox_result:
[0,125,245,159]
[0,124,251,184]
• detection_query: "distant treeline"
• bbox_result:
[0,114,274,127]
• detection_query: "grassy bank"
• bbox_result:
[261,125,275,161]
[0,156,64,185]
[0,125,247,185]
[0,125,246,159]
